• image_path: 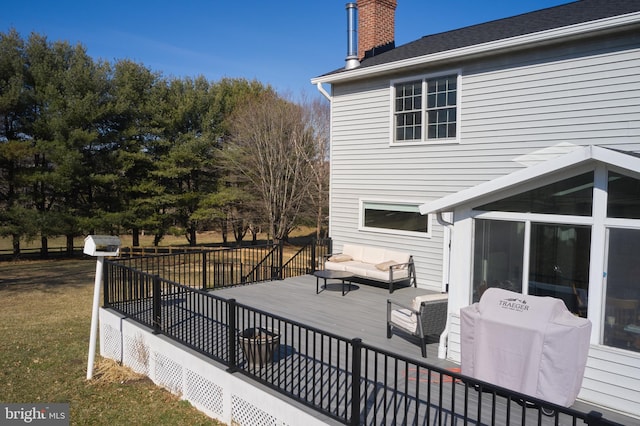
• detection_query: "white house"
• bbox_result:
[312,0,640,419]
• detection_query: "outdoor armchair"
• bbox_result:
[386,293,448,357]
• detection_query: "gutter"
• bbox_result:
[436,211,453,359]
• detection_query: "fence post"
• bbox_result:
[586,411,623,426]
[311,239,317,273]
[202,251,207,291]
[350,338,363,426]
[277,240,284,280]
[103,261,110,306]
[227,298,238,372]
[152,275,161,334]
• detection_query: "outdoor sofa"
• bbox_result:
[324,243,416,293]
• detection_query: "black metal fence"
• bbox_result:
[114,239,332,290]
[0,246,84,261]
[103,244,621,426]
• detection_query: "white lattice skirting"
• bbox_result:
[99,308,330,426]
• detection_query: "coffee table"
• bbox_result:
[314,270,354,296]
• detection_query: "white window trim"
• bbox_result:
[358,199,432,238]
[389,70,462,146]
[472,210,595,226]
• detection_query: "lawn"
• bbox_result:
[0,259,222,425]
[0,226,319,252]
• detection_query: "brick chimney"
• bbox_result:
[357,0,397,61]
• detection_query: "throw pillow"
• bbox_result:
[328,253,352,262]
[375,260,398,271]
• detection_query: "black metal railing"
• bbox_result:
[113,239,331,290]
[103,252,622,426]
[281,238,332,279]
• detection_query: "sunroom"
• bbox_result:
[422,145,640,352]
[420,145,640,416]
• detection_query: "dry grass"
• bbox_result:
[0,259,222,425]
[91,358,147,385]
[0,227,318,251]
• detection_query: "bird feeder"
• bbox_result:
[83,235,121,379]
[83,235,121,257]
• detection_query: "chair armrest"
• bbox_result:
[389,262,410,270]
[387,299,418,323]
[388,261,412,283]
[387,299,416,312]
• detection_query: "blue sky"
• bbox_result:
[2,0,572,97]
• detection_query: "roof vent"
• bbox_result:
[345,3,360,69]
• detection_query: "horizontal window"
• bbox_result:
[362,202,429,234]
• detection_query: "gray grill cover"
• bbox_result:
[461,288,591,407]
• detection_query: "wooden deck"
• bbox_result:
[211,274,451,367]
[206,274,635,426]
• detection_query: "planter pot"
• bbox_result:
[239,327,280,368]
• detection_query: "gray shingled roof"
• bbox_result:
[321,0,640,76]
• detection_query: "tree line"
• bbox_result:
[0,29,329,256]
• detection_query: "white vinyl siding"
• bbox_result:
[461,47,640,147]
[580,346,640,418]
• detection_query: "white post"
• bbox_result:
[86,256,104,380]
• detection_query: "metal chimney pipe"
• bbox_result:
[345,2,360,69]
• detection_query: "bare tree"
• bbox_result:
[223,92,317,242]
[301,97,330,239]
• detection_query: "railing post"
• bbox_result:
[350,338,363,426]
[202,251,207,291]
[103,260,110,306]
[278,241,284,280]
[152,275,161,334]
[227,298,238,372]
[311,239,317,273]
[586,411,623,426]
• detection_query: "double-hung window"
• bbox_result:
[393,73,458,143]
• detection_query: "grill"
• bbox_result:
[461,287,591,407]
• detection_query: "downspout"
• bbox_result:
[316,82,332,102]
[436,211,453,359]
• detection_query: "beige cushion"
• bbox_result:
[385,249,410,265]
[342,244,364,261]
[390,308,418,333]
[328,253,352,262]
[367,267,408,281]
[361,246,387,264]
[375,260,398,271]
[412,293,448,311]
[325,261,347,271]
